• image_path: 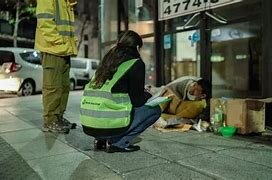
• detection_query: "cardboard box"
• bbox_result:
[210,98,268,134]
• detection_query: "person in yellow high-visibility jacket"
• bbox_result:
[35,0,78,133]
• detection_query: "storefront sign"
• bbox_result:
[159,0,242,21]
[189,31,200,47]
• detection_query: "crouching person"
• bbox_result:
[80,30,161,153]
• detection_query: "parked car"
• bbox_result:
[0,47,99,95]
[69,57,99,90]
[0,47,42,96]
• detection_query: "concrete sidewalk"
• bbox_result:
[0,91,272,180]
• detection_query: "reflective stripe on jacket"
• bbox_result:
[35,0,77,56]
[80,59,138,136]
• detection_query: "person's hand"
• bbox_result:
[68,0,77,6]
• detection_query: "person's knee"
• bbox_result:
[145,105,162,119]
[152,105,162,119]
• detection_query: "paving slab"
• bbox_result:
[0,114,24,124]
[218,143,272,168]
[123,162,214,180]
[69,158,122,180]
[94,175,124,180]
[178,152,272,179]
[25,119,43,129]
[0,109,11,116]
[28,152,90,180]
[138,135,212,161]
[0,136,41,180]
[55,128,93,151]
[87,150,168,174]
[1,128,53,144]
[170,132,252,152]
[4,107,34,114]
[11,136,77,160]
[14,111,43,121]
[0,120,35,133]
[234,134,272,147]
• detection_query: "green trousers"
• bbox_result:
[41,53,70,125]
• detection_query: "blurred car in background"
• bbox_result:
[69,57,99,90]
[0,47,99,95]
[0,47,42,96]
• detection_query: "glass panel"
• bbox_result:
[0,20,13,35]
[141,37,156,85]
[212,0,261,25]
[91,61,98,70]
[127,0,154,35]
[99,0,118,43]
[169,30,201,82]
[20,51,41,65]
[211,20,262,98]
[71,60,87,69]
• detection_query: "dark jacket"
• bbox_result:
[111,48,151,107]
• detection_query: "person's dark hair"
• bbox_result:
[91,30,143,88]
[197,78,211,99]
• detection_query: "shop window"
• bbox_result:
[211,0,261,25]
[99,0,118,43]
[170,30,200,82]
[141,37,156,85]
[211,19,262,98]
[0,19,12,35]
[84,44,88,58]
[163,30,201,83]
[127,0,155,35]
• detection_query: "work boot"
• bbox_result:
[59,117,77,129]
[42,121,70,134]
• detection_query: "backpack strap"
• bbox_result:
[100,59,138,92]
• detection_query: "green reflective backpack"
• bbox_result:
[80,59,137,136]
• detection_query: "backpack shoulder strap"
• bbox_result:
[100,59,138,91]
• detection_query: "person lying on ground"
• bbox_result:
[151,76,211,128]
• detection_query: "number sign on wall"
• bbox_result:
[159,0,242,21]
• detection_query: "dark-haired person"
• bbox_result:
[80,30,161,153]
[157,76,211,123]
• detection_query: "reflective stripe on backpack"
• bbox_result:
[80,59,137,131]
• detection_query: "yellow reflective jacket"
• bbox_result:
[35,0,78,56]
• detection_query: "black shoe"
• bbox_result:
[60,117,77,129]
[106,143,140,153]
[94,139,106,151]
